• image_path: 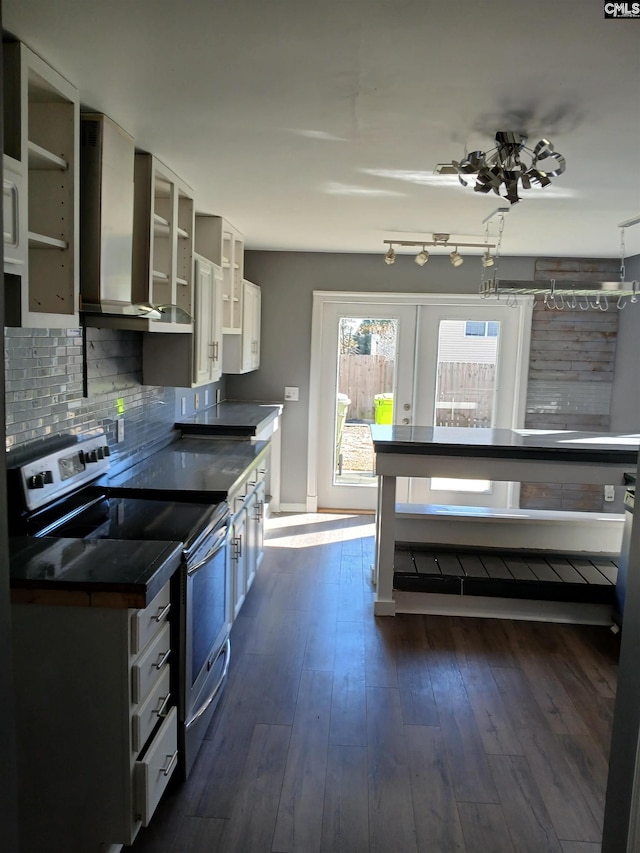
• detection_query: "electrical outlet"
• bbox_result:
[284,386,299,401]
[204,389,210,407]
[604,485,615,502]
[194,393,200,410]
[181,397,187,416]
[116,419,125,443]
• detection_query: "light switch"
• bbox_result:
[284,386,299,401]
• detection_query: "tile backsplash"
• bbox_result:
[5,326,176,468]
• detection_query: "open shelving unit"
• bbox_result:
[3,41,79,327]
[130,154,194,332]
[195,215,244,333]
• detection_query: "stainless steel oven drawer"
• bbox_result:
[135,705,178,826]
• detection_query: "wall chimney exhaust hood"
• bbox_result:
[79,113,192,331]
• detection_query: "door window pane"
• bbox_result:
[432,318,500,492]
[334,318,397,486]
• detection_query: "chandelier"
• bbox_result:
[452,131,566,204]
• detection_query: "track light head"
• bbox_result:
[482,250,494,268]
[450,249,464,267]
[384,246,396,265]
[415,248,429,266]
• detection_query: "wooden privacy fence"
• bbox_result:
[338,355,495,424]
[338,355,394,420]
[435,362,496,427]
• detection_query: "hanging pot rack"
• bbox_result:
[480,214,640,309]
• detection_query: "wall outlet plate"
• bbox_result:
[284,386,299,401]
[116,419,125,443]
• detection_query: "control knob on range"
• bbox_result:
[84,450,99,463]
[28,471,52,489]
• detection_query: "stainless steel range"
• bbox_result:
[8,431,232,779]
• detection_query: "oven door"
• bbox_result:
[180,520,232,778]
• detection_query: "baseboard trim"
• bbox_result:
[279,502,308,513]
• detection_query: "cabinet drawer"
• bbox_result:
[132,621,171,704]
[132,665,171,754]
[135,705,178,827]
[131,582,171,655]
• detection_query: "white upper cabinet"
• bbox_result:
[3,41,80,328]
[131,154,195,332]
[222,279,261,374]
[142,253,223,388]
[193,215,244,334]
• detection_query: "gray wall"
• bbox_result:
[232,250,640,507]
[233,251,538,506]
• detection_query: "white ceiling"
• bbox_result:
[4,0,640,259]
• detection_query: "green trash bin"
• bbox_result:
[374,393,394,425]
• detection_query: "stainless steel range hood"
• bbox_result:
[79,113,191,330]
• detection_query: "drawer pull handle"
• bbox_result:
[155,602,171,623]
[155,649,171,670]
[161,750,178,777]
[154,693,171,718]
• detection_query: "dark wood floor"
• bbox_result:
[128,512,619,853]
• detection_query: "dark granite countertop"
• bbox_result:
[370,426,640,465]
[9,536,183,608]
[176,400,282,437]
[103,438,270,503]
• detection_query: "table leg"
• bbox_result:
[374,473,397,616]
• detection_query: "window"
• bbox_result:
[465,320,498,337]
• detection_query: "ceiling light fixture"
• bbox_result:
[415,247,429,266]
[383,233,495,266]
[452,130,566,204]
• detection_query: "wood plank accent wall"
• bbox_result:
[521,302,618,511]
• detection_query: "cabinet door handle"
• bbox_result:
[155,649,171,670]
[154,692,171,718]
[162,750,179,777]
[237,533,243,558]
[155,602,171,623]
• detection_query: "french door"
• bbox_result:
[311,299,417,511]
[308,292,532,512]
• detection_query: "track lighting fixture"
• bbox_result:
[382,231,498,268]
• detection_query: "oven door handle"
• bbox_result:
[186,526,230,576]
[184,639,231,730]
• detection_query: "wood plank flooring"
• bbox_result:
[127,513,619,853]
